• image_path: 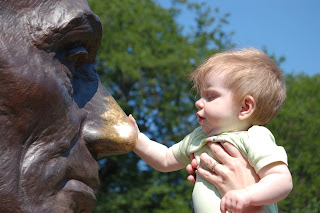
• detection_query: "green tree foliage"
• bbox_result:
[267,73,320,212]
[89,0,233,140]
[89,0,233,212]
[88,0,320,212]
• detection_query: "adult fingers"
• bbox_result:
[199,152,221,174]
[186,155,197,185]
[186,164,196,184]
[186,164,195,176]
[187,174,196,185]
[207,142,243,166]
[210,161,220,173]
[191,158,198,169]
[188,153,198,169]
[220,141,243,158]
[196,165,220,185]
[206,142,231,164]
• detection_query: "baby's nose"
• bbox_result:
[195,98,204,109]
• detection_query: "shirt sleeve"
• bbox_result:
[246,126,288,173]
[171,127,205,166]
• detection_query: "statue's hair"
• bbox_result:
[190,48,286,125]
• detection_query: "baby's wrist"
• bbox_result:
[137,132,151,144]
[244,188,253,206]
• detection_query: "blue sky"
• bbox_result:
[157,0,319,76]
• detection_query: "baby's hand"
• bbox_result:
[220,189,251,213]
[128,114,140,135]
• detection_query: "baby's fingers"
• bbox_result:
[128,114,140,134]
[128,114,136,125]
[220,196,227,213]
[221,190,250,213]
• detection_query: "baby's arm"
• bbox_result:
[220,162,293,213]
[128,115,185,172]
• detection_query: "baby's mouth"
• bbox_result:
[196,113,205,123]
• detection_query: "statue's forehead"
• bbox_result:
[1,0,96,41]
[18,0,101,51]
[2,0,90,15]
[25,0,92,30]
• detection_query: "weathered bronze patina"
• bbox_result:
[0,0,137,212]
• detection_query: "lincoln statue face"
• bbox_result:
[0,0,137,212]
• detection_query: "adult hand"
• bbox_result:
[186,142,264,212]
[186,153,197,185]
[197,141,259,196]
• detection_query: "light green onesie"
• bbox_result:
[170,125,288,213]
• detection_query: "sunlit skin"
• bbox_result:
[195,71,249,137]
[129,67,292,213]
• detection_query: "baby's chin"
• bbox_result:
[202,127,234,137]
[203,129,223,137]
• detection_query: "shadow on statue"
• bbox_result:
[0,0,137,212]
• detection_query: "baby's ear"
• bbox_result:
[239,95,255,120]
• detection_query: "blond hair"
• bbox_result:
[190,48,286,125]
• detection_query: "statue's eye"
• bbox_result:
[62,46,89,75]
[63,46,89,67]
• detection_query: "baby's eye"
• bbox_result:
[206,94,217,101]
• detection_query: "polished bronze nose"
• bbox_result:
[82,84,137,159]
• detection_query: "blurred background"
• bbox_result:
[88,0,320,212]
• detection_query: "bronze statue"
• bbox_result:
[0,0,137,212]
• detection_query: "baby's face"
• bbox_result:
[195,71,241,136]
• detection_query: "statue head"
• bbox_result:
[0,0,137,212]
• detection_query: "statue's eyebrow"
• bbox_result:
[31,12,102,52]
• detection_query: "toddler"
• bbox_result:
[129,48,292,213]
